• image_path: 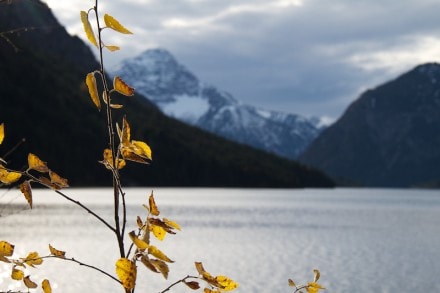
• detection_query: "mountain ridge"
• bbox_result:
[300,62,440,187]
[112,48,327,159]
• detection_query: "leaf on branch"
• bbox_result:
[150,224,166,241]
[128,231,149,251]
[306,282,325,293]
[42,279,52,293]
[0,167,22,185]
[104,14,133,34]
[28,153,49,173]
[101,148,126,170]
[80,11,98,47]
[148,246,173,263]
[288,279,296,287]
[49,170,69,189]
[102,91,123,109]
[313,269,320,283]
[149,192,160,216]
[49,244,66,259]
[164,218,181,231]
[23,251,43,267]
[105,44,120,52]
[0,241,14,257]
[0,123,4,145]
[140,255,158,273]
[11,267,24,280]
[184,280,201,290]
[215,275,239,291]
[115,258,137,290]
[86,72,101,111]
[23,275,38,289]
[113,76,134,96]
[19,181,33,209]
[149,259,169,279]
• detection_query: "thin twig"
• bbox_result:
[159,275,200,293]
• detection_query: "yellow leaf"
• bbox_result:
[115,258,137,290]
[23,275,37,289]
[0,123,4,145]
[23,251,43,267]
[313,269,320,282]
[140,255,158,273]
[0,168,21,185]
[11,267,24,280]
[19,181,32,209]
[306,282,325,293]
[42,279,52,293]
[149,259,169,279]
[164,218,181,231]
[86,73,101,111]
[121,117,131,145]
[215,275,239,291]
[151,225,166,241]
[149,192,160,216]
[0,241,14,257]
[80,11,98,47]
[128,231,149,251]
[105,45,120,52]
[27,153,49,173]
[113,76,135,96]
[0,255,11,263]
[148,246,173,263]
[131,140,152,160]
[104,14,133,34]
[101,148,126,170]
[49,170,69,189]
[49,244,66,259]
[288,279,296,287]
[195,262,206,276]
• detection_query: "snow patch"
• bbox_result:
[160,94,209,124]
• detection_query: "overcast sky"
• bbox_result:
[43,0,440,122]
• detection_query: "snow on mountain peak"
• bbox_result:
[112,48,326,159]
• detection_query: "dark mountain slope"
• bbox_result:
[300,63,440,187]
[0,0,333,187]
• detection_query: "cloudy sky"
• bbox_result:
[43,0,440,122]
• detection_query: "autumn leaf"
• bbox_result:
[149,259,169,279]
[0,167,22,185]
[120,117,131,146]
[288,279,296,287]
[11,267,24,280]
[19,181,32,209]
[80,11,98,47]
[27,153,49,173]
[313,269,320,282]
[128,231,149,251]
[306,282,325,293]
[148,245,173,263]
[101,148,126,170]
[0,241,14,257]
[164,218,181,231]
[151,225,166,241]
[23,275,38,289]
[23,251,43,267]
[184,280,200,290]
[104,14,133,34]
[42,279,52,293]
[49,244,66,259]
[113,76,134,96]
[105,44,120,52]
[140,255,158,273]
[0,123,4,145]
[149,192,160,216]
[131,140,152,160]
[49,170,69,189]
[215,275,239,291]
[115,258,137,290]
[86,72,101,111]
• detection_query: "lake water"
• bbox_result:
[0,188,439,293]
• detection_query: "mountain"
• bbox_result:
[300,63,440,187]
[112,49,326,159]
[0,0,334,188]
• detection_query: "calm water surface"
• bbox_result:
[0,188,439,293]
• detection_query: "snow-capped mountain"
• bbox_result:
[112,48,326,159]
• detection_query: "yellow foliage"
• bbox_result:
[115,258,137,290]
[23,251,43,267]
[0,123,4,145]
[49,170,69,189]
[86,72,101,111]
[49,244,66,259]
[27,153,49,173]
[0,241,14,257]
[104,14,133,34]
[0,166,22,185]
[113,76,135,96]
[306,282,326,293]
[215,275,239,291]
[11,267,24,280]
[42,279,52,293]
[148,245,173,263]
[149,192,160,216]
[80,11,98,47]
[128,231,149,251]
[151,225,166,241]
[19,181,33,209]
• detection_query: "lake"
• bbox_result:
[1,188,439,293]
